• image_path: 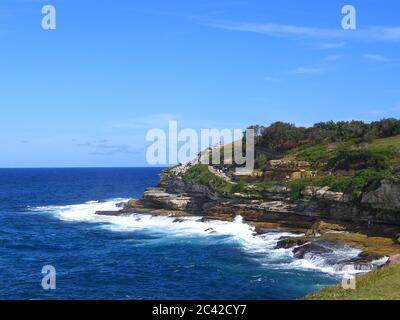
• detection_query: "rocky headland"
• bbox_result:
[97,120,400,297]
[96,158,400,272]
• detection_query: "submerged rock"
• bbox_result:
[95,210,126,216]
[115,202,128,209]
[292,240,335,259]
[276,237,310,249]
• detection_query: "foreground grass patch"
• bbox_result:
[305,264,400,300]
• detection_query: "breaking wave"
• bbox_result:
[29,199,387,277]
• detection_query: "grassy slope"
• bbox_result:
[179,136,400,199]
[281,135,400,198]
[305,265,400,300]
[291,135,400,165]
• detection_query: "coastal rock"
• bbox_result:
[387,254,400,266]
[265,185,291,194]
[267,160,310,171]
[361,180,400,211]
[95,210,128,216]
[301,186,351,203]
[276,237,310,249]
[142,187,192,211]
[317,187,342,201]
[115,202,128,209]
[292,241,333,259]
[305,220,346,236]
[115,161,400,276]
[292,241,370,270]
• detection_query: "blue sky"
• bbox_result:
[0,0,399,167]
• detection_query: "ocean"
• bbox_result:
[0,167,353,299]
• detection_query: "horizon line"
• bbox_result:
[0,166,169,169]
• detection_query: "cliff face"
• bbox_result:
[91,161,400,268]
[361,180,400,211]
[134,164,400,227]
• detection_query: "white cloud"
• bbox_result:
[207,21,400,42]
[364,54,391,62]
[290,67,324,75]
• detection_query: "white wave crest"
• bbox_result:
[30,199,376,276]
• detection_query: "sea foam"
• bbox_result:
[30,199,385,276]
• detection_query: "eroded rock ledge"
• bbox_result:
[95,164,400,264]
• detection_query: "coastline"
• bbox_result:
[94,163,400,298]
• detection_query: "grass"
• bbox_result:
[289,135,400,167]
[305,264,400,300]
[182,164,267,196]
[182,136,400,199]
[286,169,392,200]
[369,135,400,155]
[183,164,242,194]
[294,143,334,164]
[283,135,400,199]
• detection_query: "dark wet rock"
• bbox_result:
[173,218,185,223]
[276,237,310,249]
[95,210,126,216]
[205,228,216,234]
[116,202,128,209]
[292,241,334,259]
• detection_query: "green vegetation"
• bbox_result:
[327,150,389,171]
[181,120,400,200]
[251,118,400,156]
[183,164,226,188]
[287,169,392,200]
[183,164,267,196]
[294,143,334,164]
[305,264,400,300]
[182,164,240,194]
[163,165,178,174]
[282,134,398,199]
[250,119,400,172]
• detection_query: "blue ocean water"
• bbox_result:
[0,168,341,300]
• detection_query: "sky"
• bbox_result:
[0,0,399,167]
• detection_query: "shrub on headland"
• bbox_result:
[250,118,400,154]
